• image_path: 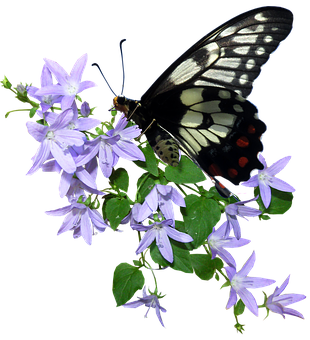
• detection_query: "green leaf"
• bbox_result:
[190,254,223,280]
[165,155,206,184]
[150,239,193,273]
[29,107,37,118]
[112,263,145,306]
[110,168,129,192]
[136,172,157,203]
[181,195,221,248]
[134,143,159,177]
[105,197,130,230]
[233,299,245,317]
[255,187,293,215]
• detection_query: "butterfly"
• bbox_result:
[113,6,293,197]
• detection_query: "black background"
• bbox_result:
[0,2,309,337]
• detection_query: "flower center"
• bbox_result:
[46,130,55,140]
[42,95,52,105]
[67,84,78,95]
[258,171,271,185]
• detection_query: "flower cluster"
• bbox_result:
[25,54,145,244]
[2,54,306,332]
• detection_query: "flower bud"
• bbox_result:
[1,74,13,90]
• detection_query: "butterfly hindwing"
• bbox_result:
[142,6,293,102]
[147,86,266,184]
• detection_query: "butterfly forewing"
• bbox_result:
[142,7,293,101]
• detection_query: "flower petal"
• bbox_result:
[237,287,258,316]
[70,54,87,83]
[269,177,295,192]
[267,156,291,176]
[258,181,271,208]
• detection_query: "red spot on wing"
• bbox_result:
[247,124,256,134]
[238,157,249,168]
[236,136,249,148]
[228,168,238,178]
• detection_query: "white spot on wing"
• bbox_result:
[203,69,235,83]
[255,47,265,55]
[254,13,268,22]
[208,124,231,138]
[194,81,226,92]
[200,129,220,144]
[235,94,246,102]
[239,74,249,85]
[239,25,264,34]
[168,58,200,85]
[180,88,203,106]
[190,129,210,147]
[218,90,231,99]
[233,46,250,55]
[191,100,221,114]
[218,25,238,38]
[180,111,204,128]
[233,35,258,44]
[216,57,242,69]
[211,113,236,127]
[246,59,256,70]
[233,104,243,112]
[179,128,201,153]
[202,42,220,67]
[264,35,273,43]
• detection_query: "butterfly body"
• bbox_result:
[113,7,293,193]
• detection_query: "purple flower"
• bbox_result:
[225,251,275,316]
[80,101,90,117]
[137,184,186,226]
[123,286,167,327]
[26,108,85,175]
[35,54,96,110]
[46,199,109,245]
[266,275,306,319]
[242,155,295,209]
[75,115,144,178]
[225,197,261,239]
[27,65,62,112]
[207,221,250,268]
[132,219,193,263]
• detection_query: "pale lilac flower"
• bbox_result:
[137,184,185,226]
[242,154,295,209]
[266,275,306,319]
[123,286,166,327]
[225,197,261,239]
[26,109,85,175]
[121,203,142,225]
[207,221,250,268]
[132,219,193,263]
[35,54,96,110]
[75,115,144,178]
[27,65,62,112]
[46,199,109,245]
[225,251,275,316]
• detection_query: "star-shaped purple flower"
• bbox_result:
[35,52,99,111]
[122,286,168,328]
[242,154,295,209]
[132,219,193,263]
[266,273,308,320]
[225,251,277,318]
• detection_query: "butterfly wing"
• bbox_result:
[142,6,293,103]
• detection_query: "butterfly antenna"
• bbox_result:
[91,61,117,97]
[119,39,126,95]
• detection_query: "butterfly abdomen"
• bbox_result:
[146,127,180,167]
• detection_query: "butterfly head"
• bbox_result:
[113,94,138,117]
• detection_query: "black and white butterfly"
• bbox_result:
[113,6,293,197]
